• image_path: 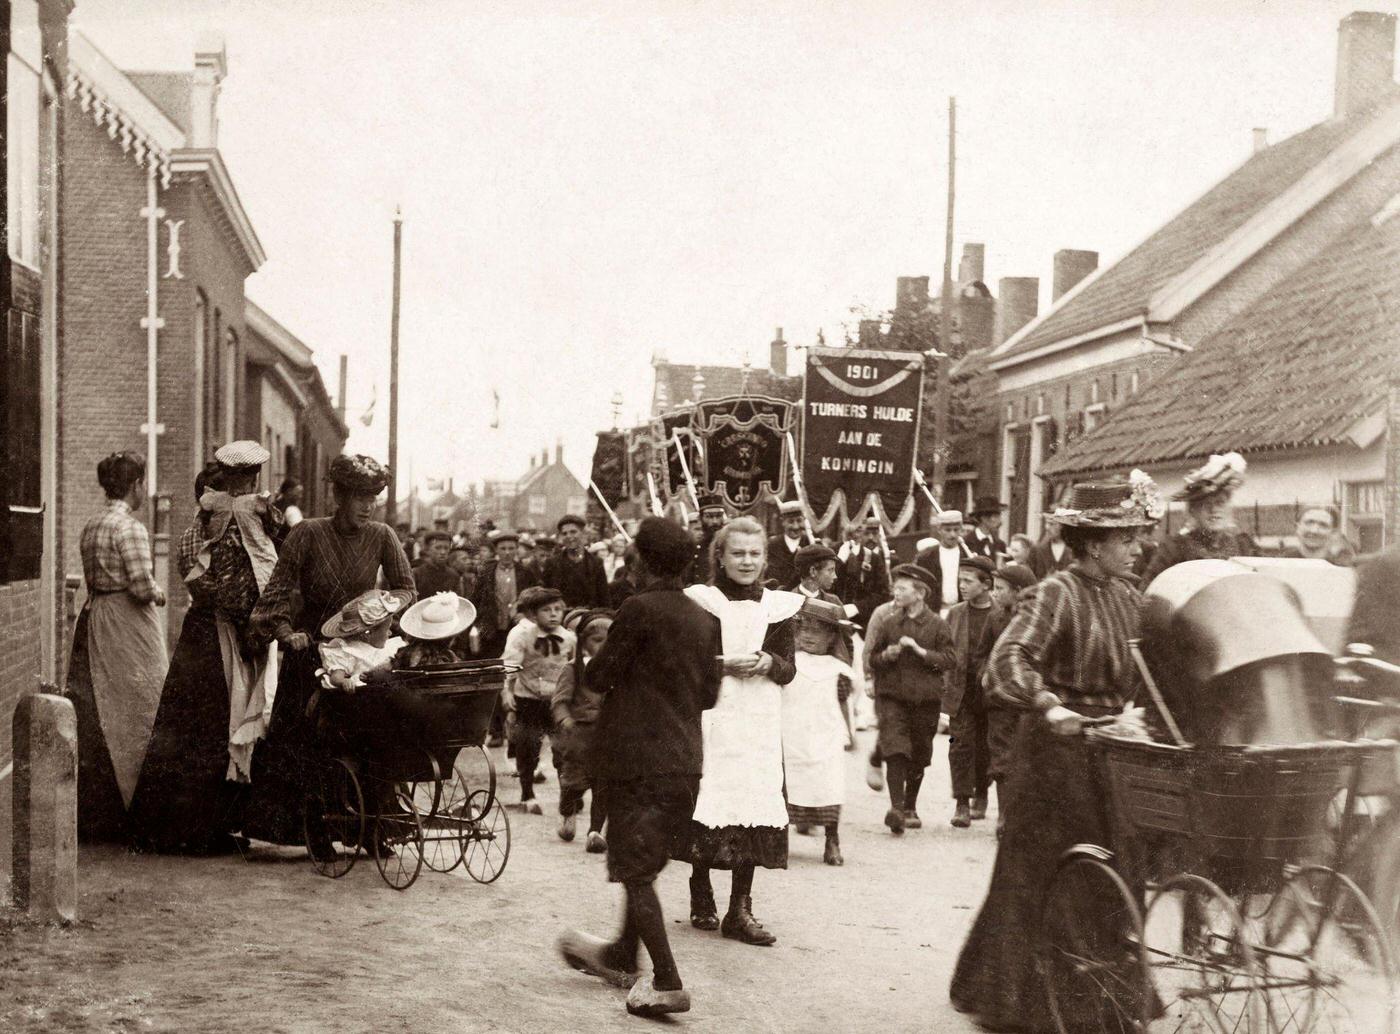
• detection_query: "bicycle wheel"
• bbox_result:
[1257,864,1396,1034]
[463,788,511,884]
[373,782,425,891]
[1141,873,1265,1033]
[1037,851,1149,1034]
[304,757,364,879]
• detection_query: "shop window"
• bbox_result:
[7,308,42,579]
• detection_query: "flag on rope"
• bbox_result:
[359,384,377,427]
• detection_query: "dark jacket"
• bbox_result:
[766,533,813,589]
[551,659,605,727]
[411,559,463,598]
[543,550,609,608]
[1028,540,1073,581]
[469,559,539,636]
[587,584,722,781]
[1348,546,1400,665]
[862,599,956,704]
[1140,527,1257,585]
[943,600,1012,717]
[841,546,891,629]
[963,529,1006,562]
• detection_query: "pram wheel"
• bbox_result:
[373,780,425,891]
[463,788,511,884]
[455,744,497,820]
[304,757,364,879]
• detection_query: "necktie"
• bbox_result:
[536,633,563,656]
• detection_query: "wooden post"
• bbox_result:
[12,693,78,923]
[934,97,956,498]
[386,208,403,526]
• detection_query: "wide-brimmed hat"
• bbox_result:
[328,454,390,495]
[970,496,1005,518]
[798,596,853,627]
[1049,471,1163,529]
[400,591,476,641]
[793,543,837,576]
[214,440,270,469]
[891,563,939,598]
[321,589,404,638]
[1173,452,1246,503]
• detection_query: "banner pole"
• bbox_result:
[589,478,633,542]
[914,468,975,559]
[785,430,817,541]
[645,473,665,517]
[670,431,702,511]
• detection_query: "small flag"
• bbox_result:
[490,388,501,429]
[359,384,377,428]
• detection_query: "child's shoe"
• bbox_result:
[585,831,607,854]
[557,930,638,989]
[558,812,577,842]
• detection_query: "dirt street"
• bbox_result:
[0,731,996,1033]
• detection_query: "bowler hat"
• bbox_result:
[970,496,1005,518]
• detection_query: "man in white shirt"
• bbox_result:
[766,500,813,588]
[914,511,966,614]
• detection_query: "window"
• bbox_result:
[6,2,42,266]
[1345,480,1385,554]
[6,308,42,579]
[528,494,547,515]
[222,329,239,443]
[193,293,207,463]
[1130,370,1140,395]
[205,307,221,448]
[1110,372,1118,399]
[1083,402,1107,433]
[1090,380,1100,404]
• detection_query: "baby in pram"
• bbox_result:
[394,592,475,669]
[317,589,406,692]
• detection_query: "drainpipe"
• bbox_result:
[138,163,165,502]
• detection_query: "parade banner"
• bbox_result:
[625,425,654,500]
[589,431,628,507]
[692,394,794,510]
[651,407,701,499]
[801,347,925,531]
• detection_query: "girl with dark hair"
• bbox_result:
[129,442,281,854]
[65,452,168,842]
[674,516,801,946]
[951,476,1162,1032]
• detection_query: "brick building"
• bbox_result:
[509,445,589,533]
[60,30,266,639]
[1,0,70,838]
[243,301,348,520]
[989,12,1400,542]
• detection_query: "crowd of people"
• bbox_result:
[63,442,1385,1022]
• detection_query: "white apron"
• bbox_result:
[783,651,852,807]
[685,584,805,829]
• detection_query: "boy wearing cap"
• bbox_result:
[413,531,464,597]
[943,557,1008,829]
[766,501,813,589]
[863,564,956,834]
[501,585,575,812]
[544,514,609,608]
[557,516,722,1018]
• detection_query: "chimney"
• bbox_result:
[768,327,788,376]
[1052,249,1098,302]
[895,276,930,314]
[190,32,227,149]
[555,440,563,465]
[994,277,1039,346]
[336,354,348,420]
[1252,127,1269,154]
[957,291,996,353]
[958,243,985,284]
[1335,12,1397,119]
[541,448,549,468]
[857,319,883,347]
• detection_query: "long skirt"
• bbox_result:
[127,607,244,854]
[242,646,321,846]
[65,596,167,843]
[949,706,1123,1032]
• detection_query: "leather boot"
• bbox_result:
[690,886,719,931]
[970,794,988,821]
[951,800,972,828]
[823,833,844,866]
[721,896,777,946]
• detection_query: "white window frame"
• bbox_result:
[1083,402,1107,433]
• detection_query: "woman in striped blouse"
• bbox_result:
[950,476,1162,1033]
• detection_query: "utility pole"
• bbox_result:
[934,97,956,501]
[386,207,403,527]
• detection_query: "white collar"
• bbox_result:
[784,535,803,551]
[799,583,820,598]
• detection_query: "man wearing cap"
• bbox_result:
[915,511,967,614]
[766,500,813,589]
[690,493,729,584]
[545,514,609,608]
[863,563,956,834]
[557,516,722,1018]
[469,529,540,745]
[943,556,1008,829]
[964,497,1008,563]
[413,531,465,597]
[840,516,891,629]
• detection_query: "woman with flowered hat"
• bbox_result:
[1141,451,1257,584]
[243,454,416,853]
[129,441,283,854]
[950,473,1162,1032]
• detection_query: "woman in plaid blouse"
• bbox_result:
[951,477,1160,1033]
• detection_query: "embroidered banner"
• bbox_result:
[625,426,655,500]
[650,407,702,500]
[801,347,925,530]
[589,431,628,507]
[692,395,794,510]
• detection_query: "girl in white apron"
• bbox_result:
[674,517,803,947]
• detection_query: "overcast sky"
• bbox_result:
[71,0,1397,493]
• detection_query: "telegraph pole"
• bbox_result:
[934,97,956,498]
[386,207,403,527]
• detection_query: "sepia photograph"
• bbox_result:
[2,0,1400,1030]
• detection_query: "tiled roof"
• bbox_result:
[1040,206,1400,477]
[128,72,193,135]
[995,111,1382,363]
[653,361,802,411]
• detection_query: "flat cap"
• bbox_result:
[215,440,270,468]
[635,516,695,578]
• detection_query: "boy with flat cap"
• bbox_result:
[544,514,609,608]
[557,516,722,1018]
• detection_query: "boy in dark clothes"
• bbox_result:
[557,517,721,1018]
[544,514,610,607]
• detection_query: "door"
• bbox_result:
[1008,427,1031,535]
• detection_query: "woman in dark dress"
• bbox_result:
[950,478,1160,1032]
[674,516,802,946]
[129,443,283,854]
[1141,452,1255,584]
[242,455,416,851]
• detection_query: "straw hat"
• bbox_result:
[400,592,476,641]
[321,589,404,638]
[1048,472,1163,529]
